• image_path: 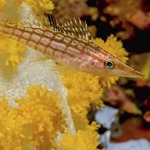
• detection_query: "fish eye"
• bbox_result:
[105,60,115,69]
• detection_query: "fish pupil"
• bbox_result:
[106,61,114,69]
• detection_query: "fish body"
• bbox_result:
[0,16,143,78]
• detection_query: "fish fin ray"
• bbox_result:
[0,3,50,30]
[25,56,48,62]
[45,14,91,41]
[20,3,51,30]
[26,55,78,75]
[55,63,78,75]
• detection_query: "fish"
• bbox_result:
[0,10,144,78]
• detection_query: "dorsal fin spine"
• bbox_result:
[45,14,91,41]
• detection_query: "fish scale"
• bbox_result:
[0,18,144,78]
[0,23,100,66]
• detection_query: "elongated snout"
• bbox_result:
[115,60,144,78]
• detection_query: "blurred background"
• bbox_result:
[52,0,150,149]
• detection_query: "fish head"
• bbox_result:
[99,54,144,78]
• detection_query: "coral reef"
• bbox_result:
[0,0,147,149]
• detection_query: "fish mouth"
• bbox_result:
[116,60,144,78]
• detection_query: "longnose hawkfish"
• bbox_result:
[0,12,143,78]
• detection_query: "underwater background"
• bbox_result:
[0,0,149,149]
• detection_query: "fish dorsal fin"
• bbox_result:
[45,14,91,41]
[45,14,61,31]
[21,3,42,28]
[20,3,51,30]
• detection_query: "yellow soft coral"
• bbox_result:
[0,1,129,149]
[59,122,100,150]
[0,85,66,150]
[0,0,6,11]
[0,36,26,68]
[62,72,104,130]
[93,35,128,63]
[15,0,54,13]
[62,35,128,130]
[0,97,24,150]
